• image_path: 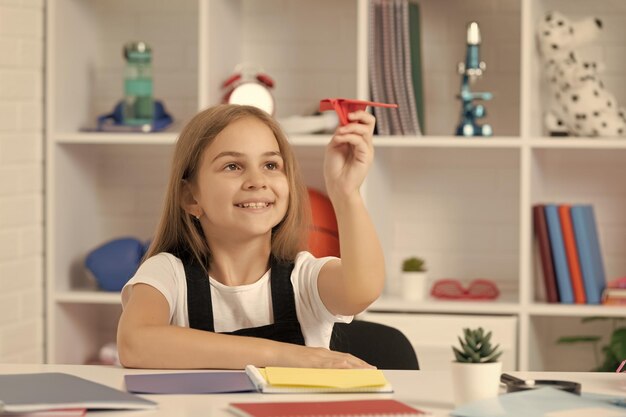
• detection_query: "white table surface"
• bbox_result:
[1,364,625,416]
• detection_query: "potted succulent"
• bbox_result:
[451,327,503,406]
[401,256,428,301]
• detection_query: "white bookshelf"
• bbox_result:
[46,0,626,370]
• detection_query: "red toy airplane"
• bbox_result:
[319,98,398,126]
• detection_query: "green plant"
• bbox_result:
[453,327,503,363]
[557,317,626,372]
[402,257,426,272]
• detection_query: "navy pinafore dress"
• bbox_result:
[182,254,306,345]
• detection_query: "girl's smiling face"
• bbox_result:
[189,116,290,244]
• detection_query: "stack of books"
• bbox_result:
[532,204,606,304]
[603,287,626,305]
[125,366,393,394]
[601,277,626,305]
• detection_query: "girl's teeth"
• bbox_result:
[239,202,269,208]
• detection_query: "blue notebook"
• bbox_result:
[452,387,626,417]
[125,371,255,394]
[544,204,574,304]
[571,205,606,304]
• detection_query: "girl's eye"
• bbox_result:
[224,163,240,171]
[265,162,280,170]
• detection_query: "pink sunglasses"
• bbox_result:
[430,279,500,300]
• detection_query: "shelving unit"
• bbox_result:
[46,0,626,370]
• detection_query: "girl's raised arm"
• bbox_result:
[317,111,386,317]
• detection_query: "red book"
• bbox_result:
[533,205,559,303]
[559,205,586,304]
[229,399,425,417]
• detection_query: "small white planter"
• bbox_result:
[401,271,428,301]
[451,361,502,406]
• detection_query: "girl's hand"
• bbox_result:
[280,345,375,369]
[324,111,376,201]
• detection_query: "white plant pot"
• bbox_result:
[451,361,502,406]
[401,271,428,301]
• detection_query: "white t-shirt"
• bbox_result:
[121,251,352,348]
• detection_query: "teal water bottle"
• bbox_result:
[122,41,153,126]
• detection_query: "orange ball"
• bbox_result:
[307,188,340,257]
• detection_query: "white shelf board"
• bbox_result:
[52,133,626,149]
[528,138,626,149]
[53,133,332,147]
[369,295,520,315]
[53,132,179,145]
[289,135,523,148]
[54,290,121,305]
[529,303,626,317]
[373,136,522,148]
[287,134,331,146]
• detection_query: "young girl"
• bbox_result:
[117,104,385,369]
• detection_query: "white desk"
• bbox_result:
[1,364,625,416]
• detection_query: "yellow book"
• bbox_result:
[244,365,393,393]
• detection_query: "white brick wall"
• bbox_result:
[241,0,357,118]
[382,147,520,296]
[0,0,45,363]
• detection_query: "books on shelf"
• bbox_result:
[408,1,425,134]
[571,205,606,305]
[544,204,574,304]
[558,205,586,304]
[533,204,559,303]
[368,0,422,136]
[602,287,626,305]
[533,203,607,305]
[600,277,626,305]
[229,399,425,417]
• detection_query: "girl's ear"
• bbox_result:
[180,180,202,219]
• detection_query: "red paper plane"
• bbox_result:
[319,98,398,126]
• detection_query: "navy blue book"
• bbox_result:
[544,204,574,304]
[571,205,606,304]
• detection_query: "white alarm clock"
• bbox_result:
[222,64,275,115]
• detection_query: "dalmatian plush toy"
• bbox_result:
[537,11,626,137]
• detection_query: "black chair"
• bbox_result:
[330,320,419,370]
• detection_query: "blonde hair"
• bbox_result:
[145,104,311,269]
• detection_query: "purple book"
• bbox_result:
[124,371,255,394]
